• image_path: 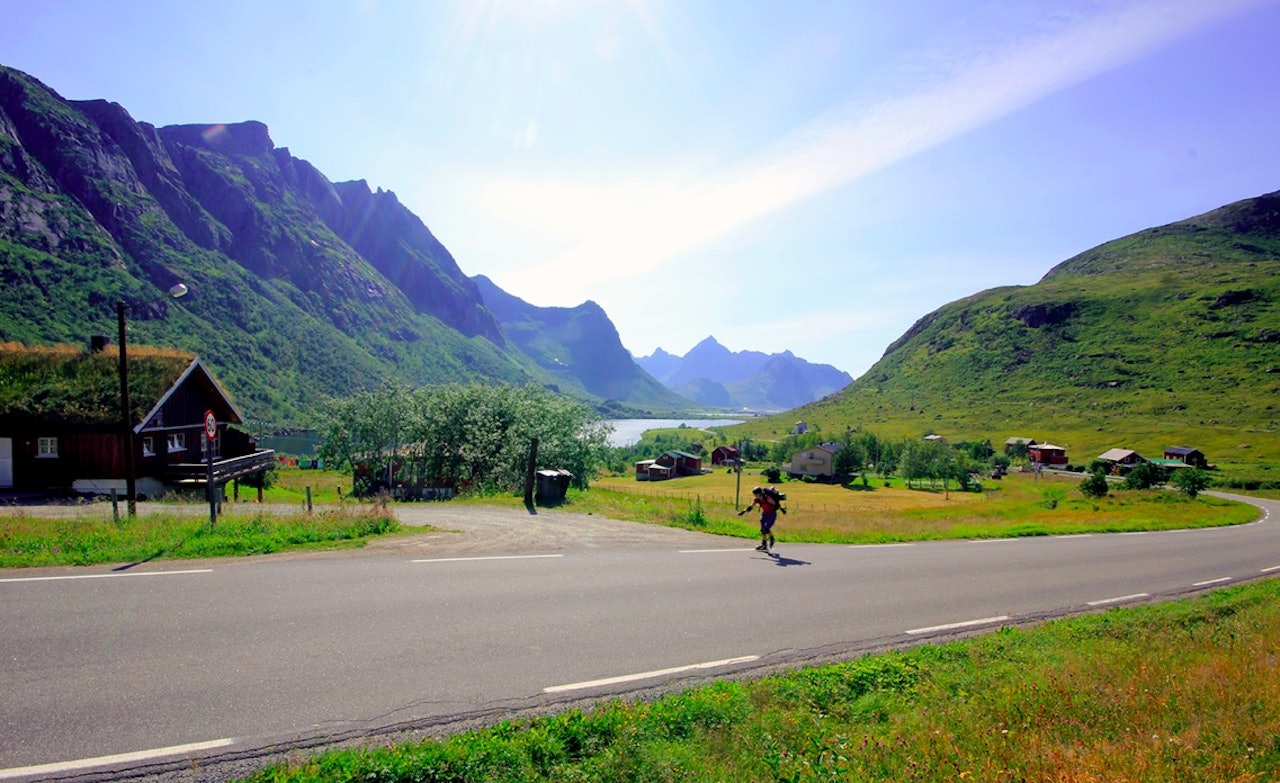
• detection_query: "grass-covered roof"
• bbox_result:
[0,342,197,426]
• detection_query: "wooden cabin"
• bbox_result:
[0,344,274,499]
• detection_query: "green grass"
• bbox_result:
[0,507,398,567]
[572,470,1257,544]
[238,578,1280,783]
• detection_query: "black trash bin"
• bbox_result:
[534,469,573,505]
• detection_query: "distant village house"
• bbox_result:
[787,442,841,481]
[635,450,703,481]
[1163,446,1208,469]
[1096,448,1146,473]
[1028,443,1068,467]
[710,445,740,466]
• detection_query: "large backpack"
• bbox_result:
[761,486,786,503]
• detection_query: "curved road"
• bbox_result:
[1,493,1277,782]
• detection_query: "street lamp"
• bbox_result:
[118,282,188,516]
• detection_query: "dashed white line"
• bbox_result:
[0,739,233,780]
[678,548,757,554]
[1087,593,1150,607]
[971,539,1018,544]
[0,569,212,584]
[1262,565,1280,573]
[411,554,563,563]
[847,543,914,549]
[906,615,1010,635]
[544,656,760,693]
[1193,577,1232,587]
[1053,534,1094,539]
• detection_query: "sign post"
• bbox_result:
[204,410,218,527]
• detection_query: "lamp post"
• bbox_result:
[118,283,188,516]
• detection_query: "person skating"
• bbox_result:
[739,486,786,551]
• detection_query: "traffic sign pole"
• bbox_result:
[204,410,217,527]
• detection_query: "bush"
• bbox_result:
[1170,468,1211,498]
[1123,461,1164,490]
[1079,471,1110,499]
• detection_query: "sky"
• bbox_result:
[3,0,1280,380]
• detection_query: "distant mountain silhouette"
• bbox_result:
[636,337,852,411]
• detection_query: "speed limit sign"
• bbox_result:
[204,410,218,441]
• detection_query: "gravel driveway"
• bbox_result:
[371,503,739,556]
[3,499,742,560]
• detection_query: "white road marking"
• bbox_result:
[678,548,757,554]
[1193,577,1232,587]
[906,616,1010,635]
[545,655,760,693]
[847,543,914,549]
[1262,565,1280,573]
[0,569,212,584]
[971,538,1018,544]
[411,554,563,563]
[1053,534,1094,539]
[0,739,233,780]
[1087,593,1150,607]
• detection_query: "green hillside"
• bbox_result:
[742,191,1280,481]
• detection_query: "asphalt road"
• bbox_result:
[1,494,1277,782]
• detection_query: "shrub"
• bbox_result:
[1170,467,1211,498]
[1079,471,1110,499]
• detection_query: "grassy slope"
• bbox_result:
[741,194,1280,481]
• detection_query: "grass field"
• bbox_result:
[578,468,1257,544]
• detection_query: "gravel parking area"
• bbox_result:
[2,499,741,559]
[371,503,738,556]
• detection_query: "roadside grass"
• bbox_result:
[1,469,1254,567]
[575,471,1256,544]
[239,578,1280,783]
[0,507,397,568]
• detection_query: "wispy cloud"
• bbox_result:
[494,0,1268,299]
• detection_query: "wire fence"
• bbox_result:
[598,485,817,513]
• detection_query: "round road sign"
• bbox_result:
[204,410,218,441]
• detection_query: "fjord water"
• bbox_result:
[605,418,744,447]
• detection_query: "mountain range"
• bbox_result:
[635,337,852,411]
[0,65,707,427]
[3,61,1277,476]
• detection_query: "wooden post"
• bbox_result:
[524,438,538,506]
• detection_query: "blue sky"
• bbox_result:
[4,0,1279,379]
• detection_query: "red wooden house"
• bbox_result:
[1028,443,1069,467]
[711,445,740,466]
[655,450,703,476]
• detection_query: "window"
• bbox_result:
[167,432,185,453]
[142,437,155,457]
[37,437,58,458]
[200,435,221,459]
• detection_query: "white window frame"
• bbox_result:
[142,436,155,457]
[37,436,58,458]
[167,432,185,453]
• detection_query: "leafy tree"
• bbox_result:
[318,382,609,496]
[1079,471,1110,499]
[1123,461,1164,490]
[1169,467,1211,498]
[834,440,864,479]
